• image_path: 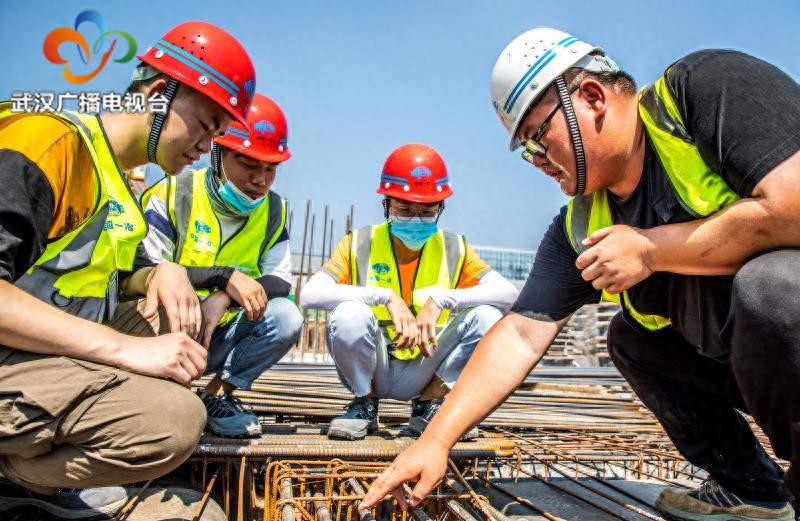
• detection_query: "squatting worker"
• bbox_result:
[138,93,303,439]
[0,21,255,519]
[301,144,517,441]
[363,28,800,521]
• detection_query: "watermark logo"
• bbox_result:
[410,167,432,179]
[9,90,166,115]
[43,10,137,84]
[253,120,276,135]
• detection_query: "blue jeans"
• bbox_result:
[206,297,303,390]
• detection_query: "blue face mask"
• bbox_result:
[390,218,438,250]
[216,162,265,215]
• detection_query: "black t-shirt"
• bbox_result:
[512,50,800,356]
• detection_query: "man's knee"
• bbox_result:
[328,301,375,348]
[464,305,503,337]
[264,297,303,346]
[133,380,205,468]
[606,312,638,368]
[732,249,800,326]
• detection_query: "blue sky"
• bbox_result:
[2,0,799,251]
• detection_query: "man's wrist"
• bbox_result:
[639,227,661,272]
[88,326,127,368]
[217,267,236,291]
[418,427,456,452]
[214,289,232,306]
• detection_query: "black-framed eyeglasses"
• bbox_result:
[521,84,580,164]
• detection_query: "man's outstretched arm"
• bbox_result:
[361,312,567,510]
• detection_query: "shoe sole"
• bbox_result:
[206,418,261,439]
[0,495,127,519]
[328,421,378,441]
[658,504,795,521]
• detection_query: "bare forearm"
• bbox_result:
[0,280,123,364]
[645,198,795,275]
[646,153,800,275]
[418,313,565,448]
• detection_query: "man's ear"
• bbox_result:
[578,79,607,121]
[143,77,168,99]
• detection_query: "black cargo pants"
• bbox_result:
[607,249,800,503]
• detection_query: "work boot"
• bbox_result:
[328,396,379,440]
[203,392,261,438]
[0,479,128,519]
[655,479,795,521]
[408,398,479,440]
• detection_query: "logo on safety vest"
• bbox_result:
[107,198,125,217]
[43,10,137,84]
[369,262,393,283]
[190,220,212,248]
[410,167,432,179]
[253,120,276,135]
[194,220,211,235]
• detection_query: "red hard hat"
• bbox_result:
[139,21,255,126]
[377,144,453,203]
[213,94,291,163]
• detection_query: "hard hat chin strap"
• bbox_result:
[147,77,180,165]
[555,75,587,195]
[211,143,222,179]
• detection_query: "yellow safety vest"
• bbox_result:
[141,168,287,325]
[564,73,741,330]
[1,103,146,322]
[350,222,466,360]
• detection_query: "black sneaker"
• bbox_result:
[328,397,379,440]
[408,398,479,440]
[0,479,128,519]
[656,479,795,521]
[202,392,261,438]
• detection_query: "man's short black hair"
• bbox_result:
[125,60,169,95]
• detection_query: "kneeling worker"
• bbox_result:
[301,144,518,440]
[139,94,303,438]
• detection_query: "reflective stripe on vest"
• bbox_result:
[162,168,286,325]
[638,74,740,217]
[1,104,146,322]
[350,222,466,360]
[564,74,740,331]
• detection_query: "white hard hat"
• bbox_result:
[491,28,617,151]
